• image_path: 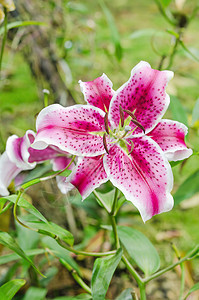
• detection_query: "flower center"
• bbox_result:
[102,106,145,155]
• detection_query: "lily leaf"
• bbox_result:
[116,288,134,300]
[169,95,188,127]
[117,226,160,276]
[0,279,26,300]
[174,169,199,205]
[99,0,122,61]
[0,21,46,35]
[27,221,74,246]
[22,287,47,300]
[192,98,199,127]
[0,195,48,223]
[0,249,47,265]
[0,231,43,276]
[91,248,123,300]
[184,282,199,300]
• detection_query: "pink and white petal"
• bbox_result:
[148,120,193,161]
[32,104,106,157]
[28,145,65,163]
[104,136,174,222]
[68,156,108,200]
[79,73,114,112]
[52,156,74,194]
[109,61,174,134]
[0,152,22,196]
[6,130,36,169]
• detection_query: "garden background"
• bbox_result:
[1,0,199,299]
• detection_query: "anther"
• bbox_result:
[123,109,137,120]
[104,112,109,134]
[103,133,109,154]
[119,105,124,127]
[128,140,134,155]
[131,119,145,134]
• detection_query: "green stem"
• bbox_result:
[13,189,36,230]
[179,262,185,300]
[110,215,120,249]
[60,258,91,294]
[111,187,119,216]
[167,34,181,69]
[56,238,116,257]
[93,190,111,213]
[0,8,8,78]
[109,189,146,299]
[144,245,199,283]
[122,255,146,300]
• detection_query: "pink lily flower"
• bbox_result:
[32,61,192,222]
[0,130,72,196]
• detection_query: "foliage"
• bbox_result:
[0,0,199,299]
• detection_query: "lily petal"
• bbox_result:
[28,146,66,163]
[0,152,21,196]
[33,104,106,157]
[69,156,108,200]
[148,120,193,161]
[109,61,173,134]
[79,73,114,112]
[52,156,74,194]
[6,130,36,169]
[104,136,174,222]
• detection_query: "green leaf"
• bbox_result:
[116,288,133,300]
[42,236,80,274]
[170,160,184,168]
[174,169,199,205]
[0,195,48,223]
[0,249,47,265]
[184,282,199,300]
[22,287,47,300]
[160,0,172,7]
[117,226,160,276]
[96,190,126,214]
[0,279,26,300]
[129,28,157,39]
[0,198,7,212]
[27,221,74,246]
[192,98,199,127]
[58,169,72,177]
[53,295,92,300]
[99,0,123,61]
[0,231,43,276]
[91,248,123,300]
[0,21,46,35]
[169,95,188,127]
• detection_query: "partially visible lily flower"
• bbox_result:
[32,61,192,222]
[52,156,74,194]
[0,130,72,196]
[0,7,4,24]
[0,0,15,12]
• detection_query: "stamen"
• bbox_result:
[128,140,134,155]
[131,119,145,134]
[119,105,124,127]
[123,108,137,120]
[103,133,109,154]
[104,112,109,134]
